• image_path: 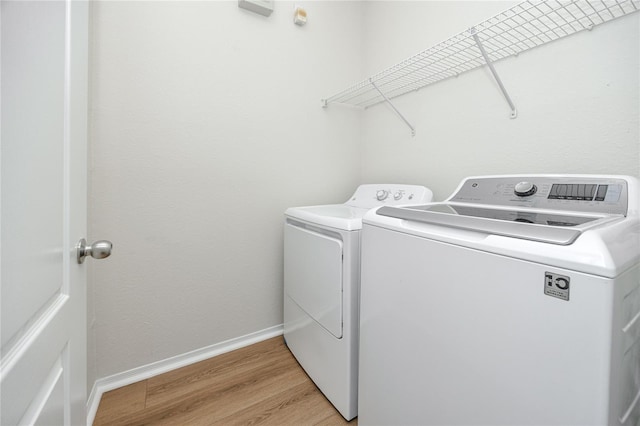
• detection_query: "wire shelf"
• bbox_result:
[322,0,639,110]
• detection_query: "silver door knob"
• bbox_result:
[77,239,113,264]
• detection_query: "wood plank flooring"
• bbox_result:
[93,337,357,425]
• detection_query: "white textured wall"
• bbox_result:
[360,1,640,200]
[88,0,363,386]
[89,0,640,391]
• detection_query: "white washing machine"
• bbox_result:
[284,184,433,420]
[359,175,640,426]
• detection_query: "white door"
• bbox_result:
[1,1,89,424]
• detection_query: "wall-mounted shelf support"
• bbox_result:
[370,79,416,137]
[322,0,639,123]
[470,27,518,119]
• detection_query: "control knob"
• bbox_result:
[393,190,405,201]
[514,181,537,197]
[376,189,389,201]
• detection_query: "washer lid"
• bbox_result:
[376,203,619,245]
[285,204,369,231]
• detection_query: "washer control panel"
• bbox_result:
[348,184,433,208]
[449,176,630,215]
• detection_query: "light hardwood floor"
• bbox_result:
[93,337,357,425]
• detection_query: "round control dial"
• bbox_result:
[393,191,405,201]
[514,181,537,197]
[376,190,389,201]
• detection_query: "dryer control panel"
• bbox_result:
[346,184,433,209]
[449,176,631,216]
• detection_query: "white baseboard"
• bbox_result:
[86,324,283,425]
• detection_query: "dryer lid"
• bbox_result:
[285,184,434,231]
[285,204,369,231]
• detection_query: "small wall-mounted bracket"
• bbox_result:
[470,27,518,119]
[370,79,416,137]
[238,0,273,17]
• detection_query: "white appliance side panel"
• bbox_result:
[283,296,356,420]
[284,223,343,338]
[612,264,640,426]
[359,224,614,426]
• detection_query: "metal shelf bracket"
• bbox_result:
[470,27,518,119]
[322,0,639,121]
[370,79,416,137]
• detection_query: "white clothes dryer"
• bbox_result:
[359,175,640,426]
[284,184,433,420]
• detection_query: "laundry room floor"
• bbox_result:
[93,337,356,425]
